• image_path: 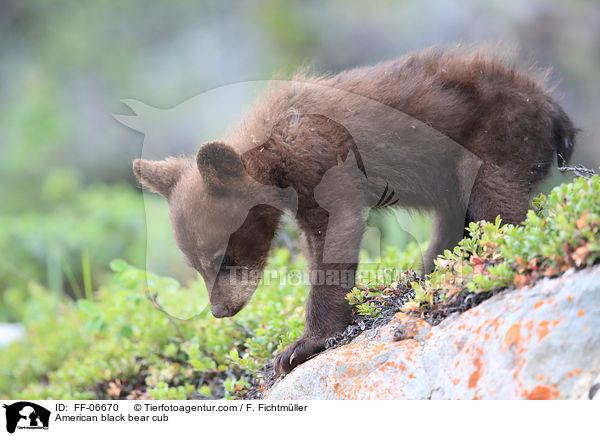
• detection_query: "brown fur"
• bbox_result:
[133,47,576,374]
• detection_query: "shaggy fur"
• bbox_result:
[133,47,577,374]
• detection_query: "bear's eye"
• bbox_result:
[222,254,234,267]
[214,253,235,269]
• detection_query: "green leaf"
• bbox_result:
[109,259,129,272]
[117,325,133,340]
[77,299,101,317]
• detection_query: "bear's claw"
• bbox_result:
[273,336,327,374]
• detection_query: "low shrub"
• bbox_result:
[344,174,600,325]
[0,248,307,400]
[3,174,597,399]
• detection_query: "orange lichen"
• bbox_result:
[512,357,527,379]
[526,385,559,400]
[577,309,585,317]
[533,301,544,310]
[524,319,535,339]
[393,314,431,340]
[346,367,362,378]
[536,320,550,342]
[503,323,521,350]
[551,318,561,329]
[490,317,502,334]
[468,357,483,389]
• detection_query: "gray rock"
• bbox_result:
[266,266,600,400]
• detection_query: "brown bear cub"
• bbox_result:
[133,47,576,374]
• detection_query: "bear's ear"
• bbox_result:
[196,141,245,189]
[133,157,186,198]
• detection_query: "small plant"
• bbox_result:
[0,247,308,400]
[344,174,600,327]
[401,174,600,316]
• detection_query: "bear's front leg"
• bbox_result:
[273,273,356,373]
[274,209,363,374]
[273,266,356,374]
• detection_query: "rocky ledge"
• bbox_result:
[266,266,600,400]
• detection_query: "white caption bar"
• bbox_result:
[0,400,597,436]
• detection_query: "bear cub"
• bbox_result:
[133,47,576,374]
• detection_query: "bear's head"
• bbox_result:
[134,141,296,318]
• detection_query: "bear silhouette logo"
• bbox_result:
[2,402,50,433]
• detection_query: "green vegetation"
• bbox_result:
[0,249,308,400]
[409,174,600,310]
[2,173,598,399]
[0,178,146,319]
[2,0,600,401]
[346,174,600,325]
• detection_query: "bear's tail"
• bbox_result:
[550,100,577,167]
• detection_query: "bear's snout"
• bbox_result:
[210,304,234,318]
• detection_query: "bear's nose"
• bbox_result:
[210,304,230,318]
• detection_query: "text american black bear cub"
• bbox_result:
[133,47,576,374]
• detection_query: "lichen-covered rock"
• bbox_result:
[266,267,600,399]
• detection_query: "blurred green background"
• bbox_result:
[1,0,599,323]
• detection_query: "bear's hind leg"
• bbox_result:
[423,207,467,274]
